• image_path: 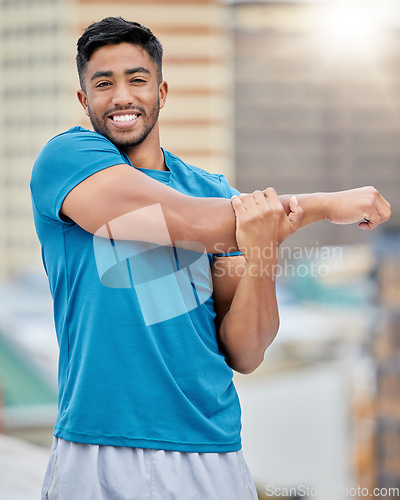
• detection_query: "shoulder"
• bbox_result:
[32,127,123,178]
[42,126,119,154]
[31,126,126,194]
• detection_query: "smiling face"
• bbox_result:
[77,43,168,152]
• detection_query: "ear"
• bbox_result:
[159,81,168,110]
[77,89,90,117]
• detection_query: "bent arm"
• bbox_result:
[213,254,280,374]
[213,190,303,374]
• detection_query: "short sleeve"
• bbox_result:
[30,127,128,223]
[216,174,242,258]
[218,174,240,199]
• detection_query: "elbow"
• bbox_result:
[229,325,280,375]
[229,353,265,375]
[235,364,261,375]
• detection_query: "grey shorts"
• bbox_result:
[42,438,258,500]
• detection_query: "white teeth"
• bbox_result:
[112,114,137,122]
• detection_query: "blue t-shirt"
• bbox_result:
[30,127,242,452]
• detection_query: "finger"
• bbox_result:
[238,192,258,212]
[252,190,266,206]
[381,195,391,211]
[359,209,381,229]
[362,210,381,230]
[359,220,373,231]
[376,196,392,222]
[263,187,282,211]
[362,188,391,229]
[288,195,303,231]
[231,195,247,217]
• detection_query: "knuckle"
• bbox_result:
[364,191,377,208]
[265,187,277,196]
[367,186,378,198]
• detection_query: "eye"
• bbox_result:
[95,81,111,88]
[131,78,146,84]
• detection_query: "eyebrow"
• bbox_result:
[90,67,151,83]
[125,67,151,76]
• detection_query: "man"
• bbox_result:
[31,17,390,500]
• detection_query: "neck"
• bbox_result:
[124,123,167,171]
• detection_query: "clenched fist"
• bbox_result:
[325,186,391,229]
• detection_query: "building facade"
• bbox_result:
[232,0,400,246]
[0,0,234,278]
[1,0,400,270]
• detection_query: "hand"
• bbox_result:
[231,188,303,261]
[326,186,391,230]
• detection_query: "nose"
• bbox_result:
[111,82,134,107]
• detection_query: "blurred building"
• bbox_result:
[1,2,400,497]
[0,0,77,279]
[374,231,400,491]
[229,2,400,494]
[0,272,58,446]
[1,0,400,279]
[0,0,234,279]
[0,329,57,446]
[0,433,51,499]
[234,243,380,498]
[231,0,400,246]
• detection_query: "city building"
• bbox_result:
[232,0,400,246]
[0,0,234,279]
[1,0,400,276]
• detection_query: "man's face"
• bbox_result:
[77,43,167,151]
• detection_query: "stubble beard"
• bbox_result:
[88,97,160,151]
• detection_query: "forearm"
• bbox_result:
[182,184,390,247]
[64,163,390,256]
[160,192,238,254]
[218,258,280,374]
[279,186,391,230]
[279,192,329,229]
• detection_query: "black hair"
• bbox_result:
[76,17,163,90]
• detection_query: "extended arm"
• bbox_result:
[61,164,391,254]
